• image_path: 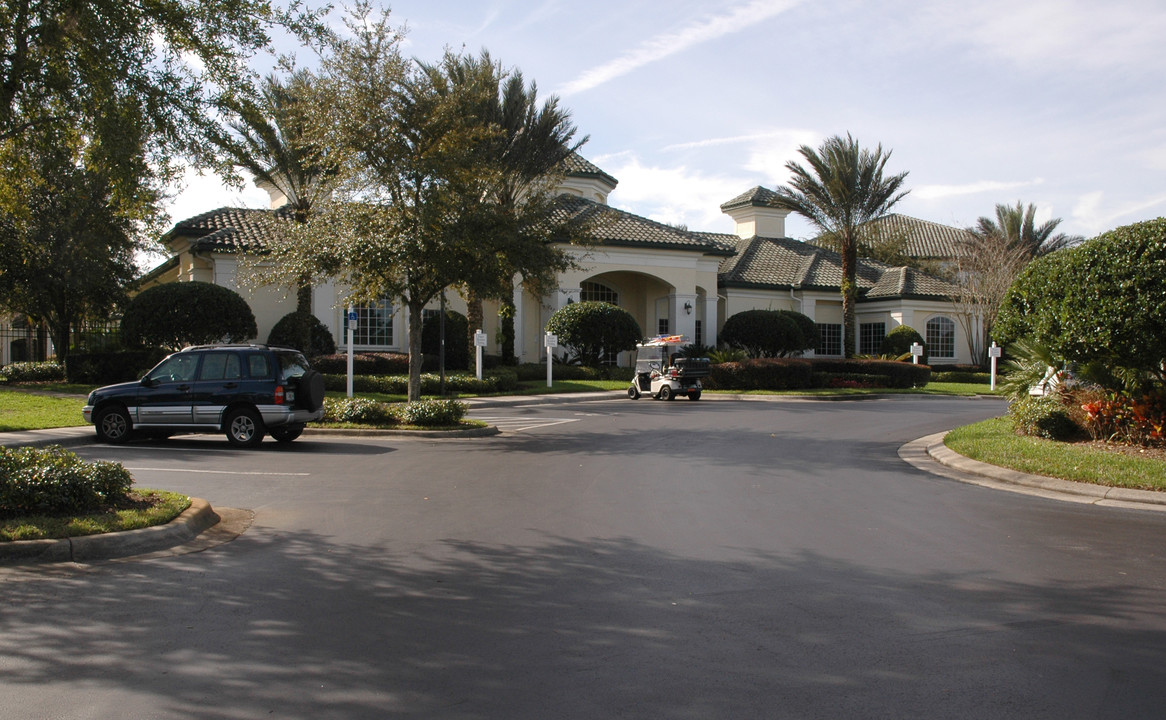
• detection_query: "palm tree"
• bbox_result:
[969,201,1081,261]
[767,134,909,357]
[224,70,338,314]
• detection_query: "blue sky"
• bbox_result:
[167,0,1166,242]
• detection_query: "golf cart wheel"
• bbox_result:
[658,385,674,401]
[627,385,641,400]
[688,390,702,400]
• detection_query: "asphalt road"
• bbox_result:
[3,395,1166,719]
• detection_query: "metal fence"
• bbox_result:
[0,318,122,366]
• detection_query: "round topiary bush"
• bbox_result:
[0,446,133,518]
[545,301,642,367]
[1008,395,1080,441]
[881,325,926,363]
[421,310,469,370]
[268,311,336,356]
[720,309,814,358]
[121,282,257,350]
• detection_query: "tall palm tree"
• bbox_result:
[225,70,338,314]
[969,201,1081,262]
[767,133,909,357]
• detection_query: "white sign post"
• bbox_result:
[474,329,487,381]
[910,342,924,365]
[545,332,558,388]
[346,306,357,398]
[989,341,1002,391]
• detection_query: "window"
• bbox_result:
[580,281,618,305]
[198,352,241,381]
[926,316,956,359]
[657,318,670,335]
[345,299,394,346]
[246,353,273,378]
[694,320,703,348]
[859,322,886,356]
[817,324,842,356]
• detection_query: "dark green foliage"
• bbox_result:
[880,325,926,363]
[720,310,816,358]
[321,397,399,426]
[1009,395,1080,441]
[809,358,930,388]
[932,371,991,384]
[311,352,410,375]
[513,364,634,382]
[65,350,167,384]
[544,302,642,367]
[120,282,257,350]
[268,311,336,356]
[422,310,469,370]
[0,446,133,518]
[705,358,930,391]
[998,218,1166,389]
[0,361,65,383]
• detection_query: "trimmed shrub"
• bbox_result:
[514,363,634,382]
[880,325,926,364]
[720,310,815,358]
[705,358,816,390]
[544,302,642,367]
[321,370,520,396]
[0,446,133,518]
[121,281,257,350]
[421,310,469,370]
[320,397,398,426]
[397,399,467,427]
[65,350,168,384]
[1009,395,1080,441]
[268,311,336,356]
[932,371,990,384]
[311,352,410,375]
[0,361,65,383]
[809,358,930,388]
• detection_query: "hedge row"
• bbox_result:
[65,350,168,384]
[0,361,66,384]
[1,446,133,518]
[705,358,930,391]
[322,370,520,396]
[320,397,468,427]
[514,363,634,382]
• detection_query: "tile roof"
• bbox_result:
[860,213,972,260]
[164,206,292,252]
[560,152,619,188]
[719,186,781,212]
[718,235,956,301]
[553,195,734,255]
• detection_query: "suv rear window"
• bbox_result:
[246,353,273,379]
[276,351,311,379]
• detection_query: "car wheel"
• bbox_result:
[225,407,265,448]
[658,385,673,401]
[95,406,133,444]
[296,370,325,412]
[627,385,640,400]
[688,390,702,401]
[271,424,304,443]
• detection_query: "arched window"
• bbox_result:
[580,280,618,305]
[926,316,956,359]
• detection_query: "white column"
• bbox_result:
[703,295,718,348]
[671,293,698,341]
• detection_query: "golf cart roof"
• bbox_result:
[639,335,688,347]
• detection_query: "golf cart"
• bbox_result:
[627,335,710,401]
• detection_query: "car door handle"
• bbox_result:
[223,383,238,389]
[176,384,191,391]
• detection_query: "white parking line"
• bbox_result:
[473,416,581,432]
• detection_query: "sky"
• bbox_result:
[165,0,1166,244]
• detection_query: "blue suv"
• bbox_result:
[83,344,326,447]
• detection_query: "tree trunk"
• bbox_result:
[466,288,483,355]
[407,297,425,402]
[840,240,858,358]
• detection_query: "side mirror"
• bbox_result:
[140,376,156,388]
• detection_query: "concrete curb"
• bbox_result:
[0,497,223,565]
[901,431,1166,512]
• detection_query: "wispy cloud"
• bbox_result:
[914,178,1044,201]
[559,0,801,96]
[1073,190,1166,236]
[600,155,750,231]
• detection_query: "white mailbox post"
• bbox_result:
[989,341,1003,391]
[474,329,487,380]
[910,342,924,365]
[545,332,558,387]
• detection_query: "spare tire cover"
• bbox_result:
[297,370,325,412]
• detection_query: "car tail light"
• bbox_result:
[274,385,286,405]
[669,367,679,379]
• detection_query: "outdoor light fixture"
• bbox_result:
[684,301,693,315]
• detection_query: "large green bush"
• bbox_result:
[880,325,926,363]
[121,282,257,350]
[705,357,930,391]
[544,302,641,367]
[0,446,133,518]
[268,311,336,356]
[1008,395,1080,441]
[997,217,1166,389]
[421,310,469,370]
[720,310,816,358]
[397,399,468,427]
[0,361,65,383]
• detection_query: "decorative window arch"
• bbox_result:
[581,280,618,305]
[926,316,956,359]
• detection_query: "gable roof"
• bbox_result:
[553,195,734,255]
[718,235,959,301]
[163,206,292,253]
[860,213,972,260]
[560,152,619,188]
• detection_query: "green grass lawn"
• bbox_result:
[0,489,191,541]
[0,388,87,431]
[945,417,1166,491]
